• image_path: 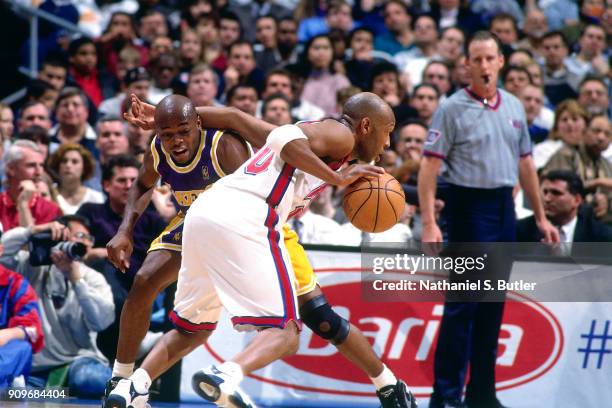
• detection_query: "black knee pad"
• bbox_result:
[300,295,350,345]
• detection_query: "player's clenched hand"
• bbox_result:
[106,231,133,273]
[337,164,385,187]
[123,94,156,130]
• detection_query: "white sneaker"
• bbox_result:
[104,378,149,408]
[192,365,257,408]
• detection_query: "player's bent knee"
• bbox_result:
[300,295,350,345]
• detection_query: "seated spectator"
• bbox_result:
[261,93,293,126]
[515,7,548,58]
[223,41,265,96]
[577,75,610,117]
[21,80,59,113]
[423,60,453,99]
[429,0,482,34]
[297,0,355,43]
[394,119,427,172]
[299,34,351,116]
[0,260,44,388]
[0,141,62,231]
[76,155,165,361]
[47,144,105,215]
[67,37,106,108]
[373,0,414,56]
[192,13,221,65]
[277,17,300,65]
[148,54,179,104]
[368,61,417,126]
[436,27,465,62]
[410,83,440,126]
[127,122,154,156]
[87,117,131,192]
[259,68,324,121]
[38,54,68,92]
[451,55,471,89]
[254,15,282,74]
[226,84,259,116]
[137,9,169,47]
[541,31,580,105]
[519,84,550,144]
[49,88,98,157]
[345,27,390,91]
[489,12,519,49]
[533,99,589,169]
[186,64,221,107]
[0,103,14,143]
[16,102,52,135]
[335,85,361,117]
[99,67,152,119]
[177,28,206,87]
[395,15,439,83]
[565,24,609,81]
[17,126,51,162]
[0,216,114,397]
[501,65,532,97]
[210,11,243,72]
[544,114,612,223]
[517,170,612,242]
[148,36,173,63]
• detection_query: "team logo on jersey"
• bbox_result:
[173,232,182,242]
[426,129,442,144]
[201,165,210,180]
[509,119,522,129]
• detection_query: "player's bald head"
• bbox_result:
[342,92,394,125]
[155,94,198,127]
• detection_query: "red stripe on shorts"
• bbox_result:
[169,310,217,332]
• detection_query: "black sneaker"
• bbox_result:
[101,377,123,408]
[104,378,149,408]
[377,380,418,408]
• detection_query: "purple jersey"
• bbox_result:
[151,128,226,214]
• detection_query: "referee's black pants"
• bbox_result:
[432,185,515,404]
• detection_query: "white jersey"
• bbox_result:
[212,124,347,223]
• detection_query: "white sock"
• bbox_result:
[112,361,134,379]
[370,364,397,390]
[217,361,244,384]
[130,368,152,394]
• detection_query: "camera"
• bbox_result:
[28,232,87,266]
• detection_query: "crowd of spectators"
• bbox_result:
[0,0,610,401]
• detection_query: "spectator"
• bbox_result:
[99,67,152,119]
[368,61,417,126]
[0,140,62,231]
[226,84,259,116]
[335,85,361,116]
[210,11,243,72]
[254,15,282,74]
[0,262,44,388]
[436,26,466,62]
[22,80,59,113]
[115,46,144,88]
[423,61,453,98]
[177,28,205,81]
[470,0,525,28]
[516,7,548,57]
[506,49,533,68]
[49,88,98,157]
[127,123,154,156]
[566,24,609,80]
[138,9,169,46]
[38,55,68,92]
[410,83,440,126]
[297,0,355,43]
[519,83,551,144]
[76,155,165,360]
[1,215,114,397]
[277,17,300,65]
[67,38,105,108]
[394,119,427,167]
[149,36,173,64]
[17,102,52,134]
[299,34,351,116]
[193,13,221,65]
[489,12,519,48]
[261,93,293,126]
[450,55,471,88]
[501,65,532,97]
[261,68,325,121]
[428,0,483,34]
[374,0,414,56]
[395,14,439,74]
[524,59,545,88]
[345,27,387,91]
[544,114,612,223]
[541,31,580,105]
[148,53,179,104]
[17,126,51,162]
[577,75,610,116]
[89,117,131,192]
[517,170,612,242]
[0,103,14,142]
[186,64,221,108]
[223,41,265,96]
[533,99,589,169]
[47,144,105,215]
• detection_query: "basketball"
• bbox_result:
[342,173,406,233]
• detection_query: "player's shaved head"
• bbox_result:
[343,92,394,124]
[155,94,198,127]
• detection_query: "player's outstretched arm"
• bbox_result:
[107,147,160,272]
[195,106,275,149]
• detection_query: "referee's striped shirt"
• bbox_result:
[423,88,532,189]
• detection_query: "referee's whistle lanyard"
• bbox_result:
[466,86,499,109]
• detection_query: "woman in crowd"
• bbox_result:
[47,144,105,214]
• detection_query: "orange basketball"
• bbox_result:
[342,173,406,233]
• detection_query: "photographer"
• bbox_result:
[0,215,114,398]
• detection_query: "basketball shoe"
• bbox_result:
[104,378,149,408]
[192,365,256,408]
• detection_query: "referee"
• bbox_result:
[418,32,559,408]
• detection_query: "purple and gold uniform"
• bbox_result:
[148,128,227,252]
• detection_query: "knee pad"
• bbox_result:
[300,295,350,345]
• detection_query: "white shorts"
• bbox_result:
[171,187,300,333]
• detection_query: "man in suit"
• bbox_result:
[517,170,612,243]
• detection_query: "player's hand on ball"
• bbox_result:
[337,164,385,187]
[123,93,156,130]
[106,231,134,273]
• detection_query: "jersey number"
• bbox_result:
[244,147,273,175]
